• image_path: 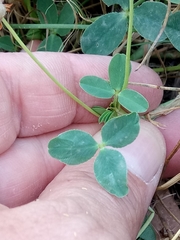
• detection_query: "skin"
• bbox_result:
[0,52,178,239]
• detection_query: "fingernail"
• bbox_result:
[94,120,166,184]
[119,120,166,183]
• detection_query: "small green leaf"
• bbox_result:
[0,36,15,52]
[134,2,167,42]
[99,110,114,123]
[48,130,98,165]
[55,2,75,36]
[92,106,106,115]
[138,224,156,240]
[38,34,63,52]
[37,0,58,24]
[81,12,127,55]
[165,12,180,52]
[170,0,180,3]
[26,29,44,41]
[109,53,130,91]
[101,113,140,148]
[118,89,149,113]
[102,0,129,10]
[94,148,128,197]
[80,76,115,99]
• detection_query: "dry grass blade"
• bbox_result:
[157,173,180,191]
[129,82,180,91]
[148,94,180,120]
[172,229,180,240]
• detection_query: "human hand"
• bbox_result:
[0,52,179,239]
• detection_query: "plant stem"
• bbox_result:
[2,18,99,118]
[153,65,180,73]
[136,207,155,239]
[9,24,89,29]
[134,0,145,8]
[122,0,134,90]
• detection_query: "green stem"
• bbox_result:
[9,24,89,30]
[134,0,145,8]
[122,0,134,90]
[136,207,155,238]
[153,65,180,73]
[2,18,99,118]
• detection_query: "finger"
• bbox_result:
[0,53,109,155]
[128,62,163,112]
[156,109,180,178]
[0,123,101,207]
[0,120,166,239]
[0,53,162,154]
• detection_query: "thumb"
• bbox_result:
[91,119,166,238]
[38,119,166,239]
[0,120,166,240]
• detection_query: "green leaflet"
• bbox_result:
[38,34,63,52]
[80,76,115,98]
[81,12,127,55]
[91,106,107,115]
[170,0,180,3]
[102,0,129,10]
[48,130,98,165]
[165,12,180,52]
[109,54,129,91]
[101,113,140,148]
[37,0,58,24]
[134,2,167,42]
[98,110,115,123]
[55,2,75,36]
[0,36,15,52]
[118,89,149,113]
[138,224,156,240]
[94,148,128,197]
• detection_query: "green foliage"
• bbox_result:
[80,12,127,55]
[133,2,167,42]
[5,0,179,199]
[118,89,149,113]
[165,12,180,51]
[48,130,98,165]
[55,2,75,37]
[80,76,115,98]
[99,110,116,123]
[102,0,129,10]
[48,48,148,197]
[38,34,63,52]
[109,53,127,91]
[80,0,180,56]
[94,148,128,197]
[35,0,75,51]
[0,36,15,52]
[138,224,156,240]
[80,54,149,119]
[101,112,139,147]
[170,0,180,3]
[92,106,107,115]
[37,0,58,24]
[48,113,140,196]
[26,29,44,41]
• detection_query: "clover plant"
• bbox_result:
[47,0,148,198]
[2,0,176,200]
[48,52,149,197]
[2,0,179,238]
[81,0,180,55]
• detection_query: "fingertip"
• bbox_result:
[156,109,180,178]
